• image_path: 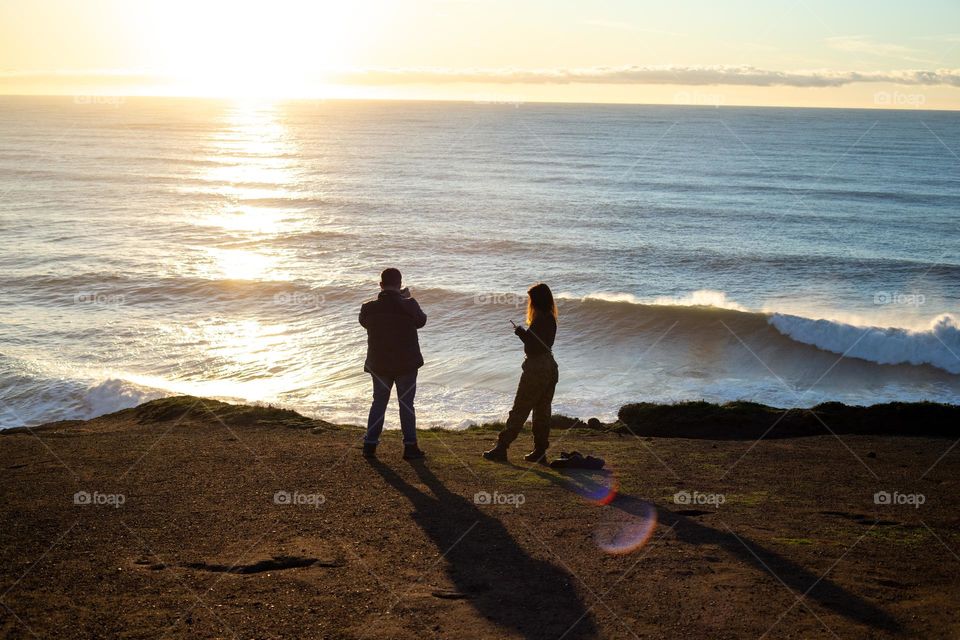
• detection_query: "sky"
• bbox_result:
[2,0,960,109]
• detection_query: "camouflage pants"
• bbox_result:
[497,354,559,450]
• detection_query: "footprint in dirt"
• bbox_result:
[131,557,167,571]
[182,555,340,574]
[819,511,901,526]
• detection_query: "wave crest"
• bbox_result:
[564,289,748,311]
[769,312,960,375]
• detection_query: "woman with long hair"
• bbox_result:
[483,282,559,464]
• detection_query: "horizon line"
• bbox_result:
[1,93,958,113]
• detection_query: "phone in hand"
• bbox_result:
[399,287,411,299]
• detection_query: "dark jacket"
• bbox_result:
[359,290,427,376]
[515,313,556,357]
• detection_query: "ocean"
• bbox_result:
[1,96,958,429]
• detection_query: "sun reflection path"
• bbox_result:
[172,100,351,419]
[125,318,310,404]
[189,100,310,280]
[203,246,279,281]
[195,99,305,236]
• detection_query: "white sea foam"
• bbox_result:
[768,313,960,374]
[81,378,169,418]
[563,289,960,375]
[565,289,748,311]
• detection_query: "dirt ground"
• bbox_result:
[1,397,959,639]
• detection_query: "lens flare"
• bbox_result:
[556,468,619,505]
[593,497,658,555]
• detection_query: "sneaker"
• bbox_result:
[402,444,426,460]
[482,445,509,462]
[362,443,377,458]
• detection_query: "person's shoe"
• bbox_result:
[482,444,509,462]
[523,448,549,465]
[402,444,426,460]
[362,443,377,458]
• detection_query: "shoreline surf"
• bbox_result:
[2,291,958,429]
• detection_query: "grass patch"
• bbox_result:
[772,537,816,546]
[733,490,770,507]
[128,396,333,429]
[867,526,930,546]
[617,400,960,439]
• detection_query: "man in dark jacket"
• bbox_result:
[359,268,427,460]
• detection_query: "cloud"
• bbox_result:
[331,65,960,88]
[2,65,960,89]
[0,69,170,87]
[918,34,960,43]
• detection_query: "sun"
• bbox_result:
[137,0,390,98]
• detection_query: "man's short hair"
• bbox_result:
[380,268,402,288]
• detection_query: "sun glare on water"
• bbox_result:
[190,100,305,275]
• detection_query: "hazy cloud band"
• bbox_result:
[3,66,960,88]
[335,65,960,88]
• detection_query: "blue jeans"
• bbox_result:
[364,371,418,445]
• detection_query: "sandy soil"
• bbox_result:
[1,397,959,639]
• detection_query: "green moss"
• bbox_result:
[772,537,816,546]
[113,396,960,441]
[867,527,930,546]
[733,491,770,507]
[617,399,960,439]
[450,414,599,433]
[130,396,335,429]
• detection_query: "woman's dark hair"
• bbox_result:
[526,282,557,325]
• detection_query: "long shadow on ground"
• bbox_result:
[367,458,599,640]
[532,466,901,635]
